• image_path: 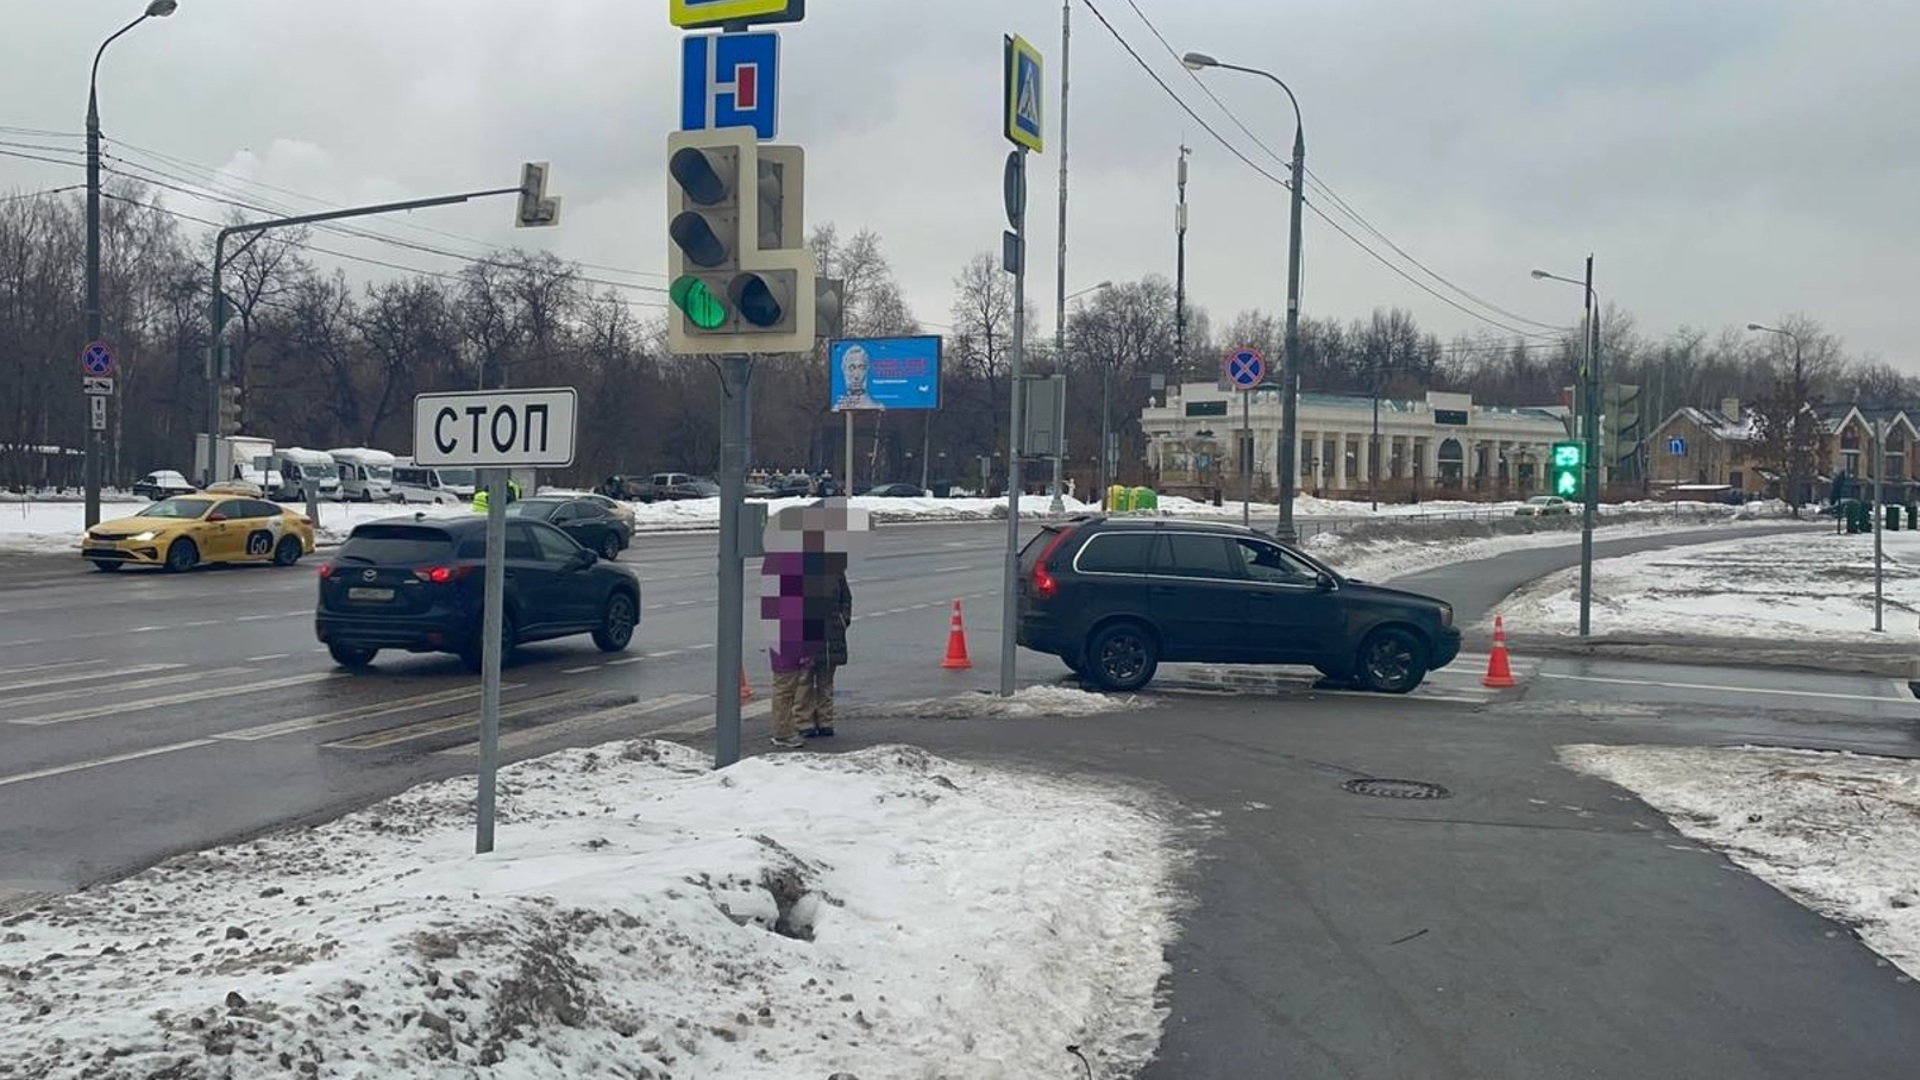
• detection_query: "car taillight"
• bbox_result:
[317,564,334,579]
[415,565,471,584]
[1030,527,1076,601]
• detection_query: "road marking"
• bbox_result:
[0,658,102,678]
[325,689,603,751]
[652,697,772,737]
[437,692,707,757]
[651,649,683,659]
[1,666,253,711]
[933,565,973,573]
[245,654,291,663]
[0,739,217,790]
[1537,671,1909,704]
[562,665,601,674]
[608,656,646,666]
[7,672,340,726]
[0,662,182,694]
[212,684,519,741]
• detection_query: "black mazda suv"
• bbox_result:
[315,515,641,671]
[1017,517,1459,693]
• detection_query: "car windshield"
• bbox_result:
[335,524,455,564]
[438,468,476,487]
[139,498,212,520]
[366,464,394,482]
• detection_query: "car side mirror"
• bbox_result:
[1315,572,1335,592]
[206,512,227,523]
[567,548,595,570]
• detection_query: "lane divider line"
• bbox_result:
[0,739,217,790]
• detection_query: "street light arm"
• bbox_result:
[90,14,150,118]
[1210,60,1304,144]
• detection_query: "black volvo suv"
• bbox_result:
[1017,517,1459,693]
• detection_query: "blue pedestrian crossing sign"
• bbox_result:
[1224,347,1265,389]
[1004,34,1044,153]
[681,31,781,139]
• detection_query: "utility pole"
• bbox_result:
[1874,416,1885,632]
[1049,0,1072,515]
[1174,145,1190,388]
[1579,254,1598,638]
[1277,117,1305,542]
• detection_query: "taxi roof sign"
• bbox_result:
[670,0,802,29]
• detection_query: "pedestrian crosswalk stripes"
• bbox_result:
[2,666,253,711]
[5,672,342,726]
[0,661,182,692]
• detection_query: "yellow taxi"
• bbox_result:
[81,493,316,573]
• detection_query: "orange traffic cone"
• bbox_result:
[1482,614,1517,689]
[942,599,973,670]
[739,662,754,704]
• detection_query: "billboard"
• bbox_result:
[829,335,942,411]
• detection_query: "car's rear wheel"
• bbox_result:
[461,612,517,672]
[1085,621,1158,692]
[1355,627,1428,694]
[592,590,638,652]
[328,643,377,669]
[599,533,622,561]
[164,539,199,573]
[92,560,120,572]
[272,536,303,566]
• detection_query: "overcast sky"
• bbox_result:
[5,0,1914,368]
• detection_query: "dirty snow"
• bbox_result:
[0,739,1184,1079]
[1561,743,1920,980]
[867,685,1154,721]
[1494,526,1920,640]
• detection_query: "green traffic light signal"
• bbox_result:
[1551,440,1584,499]
[670,275,729,330]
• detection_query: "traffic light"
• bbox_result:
[218,384,242,435]
[1606,383,1642,479]
[665,126,816,354]
[816,277,846,341]
[515,161,561,228]
[1551,440,1584,499]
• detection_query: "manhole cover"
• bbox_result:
[1342,778,1452,800]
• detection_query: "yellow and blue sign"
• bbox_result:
[829,336,943,412]
[681,31,781,139]
[670,0,800,29]
[1003,34,1044,153]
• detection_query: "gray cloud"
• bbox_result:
[5,0,1915,365]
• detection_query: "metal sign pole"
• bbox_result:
[1241,388,1251,528]
[476,466,507,854]
[1001,147,1030,698]
[1875,418,1886,632]
[714,355,751,766]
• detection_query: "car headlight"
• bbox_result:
[130,531,158,542]
[1440,604,1454,627]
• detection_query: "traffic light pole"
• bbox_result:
[203,185,523,481]
[1579,254,1597,638]
[714,354,751,766]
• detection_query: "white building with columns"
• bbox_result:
[1140,383,1570,500]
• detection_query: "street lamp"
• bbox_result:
[84,0,177,528]
[1530,260,1599,637]
[1049,280,1112,512]
[1184,49,1306,542]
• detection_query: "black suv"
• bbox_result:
[314,515,641,671]
[1017,517,1460,693]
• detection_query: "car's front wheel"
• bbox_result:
[1354,627,1429,694]
[1084,620,1159,692]
[461,612,517,672]
[328,643,377,669]
[164,538,199,573]
[272,536,303,566]
[592,591,638,652]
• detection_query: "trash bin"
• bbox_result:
[1131,486,1158,512]
[1889,505,1903,532]
[1849,500,1872,534]
[1105,484,1131,512]
[1908,504,1917,530]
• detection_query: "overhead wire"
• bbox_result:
[1082,0,1572,341]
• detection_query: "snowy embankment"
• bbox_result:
[1563,743,1920,981]
[1493,524,1917,641]
[0,739,1185,1080]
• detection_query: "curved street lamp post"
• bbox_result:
[1183,50,1306,541]
[84,0,178,527]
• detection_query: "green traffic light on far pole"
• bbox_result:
[670,274,729,330]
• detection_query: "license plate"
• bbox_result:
[347,587,395,602]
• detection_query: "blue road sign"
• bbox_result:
[1004,34,1044,152]
[681,31,781,140]
[80,339,115,377]
[1668,435,1687,456]
[830,336,943,412]
[1224,347,1265,389]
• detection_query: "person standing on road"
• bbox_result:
[803,551,852,738]
[762,547,828,749]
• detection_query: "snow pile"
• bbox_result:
[0,739,1184,1080]
[1308,517,1814,584]
[1562,743,1920,979]
[868,685,1153,720]
[1492,528,1920,640]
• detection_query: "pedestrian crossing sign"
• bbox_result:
[1004,33,1044,153]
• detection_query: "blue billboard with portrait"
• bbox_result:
[829,336,942,412]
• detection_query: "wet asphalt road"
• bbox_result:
[8,516,1920,1076]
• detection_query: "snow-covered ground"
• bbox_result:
[0,739,1185,1079]
[1494,525,1917,641]
[1562,743,1920,981]
[857,684,1153,720]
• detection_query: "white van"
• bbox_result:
[271,447,342,501]
[390,459,464,505]
[327,447,397,502]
